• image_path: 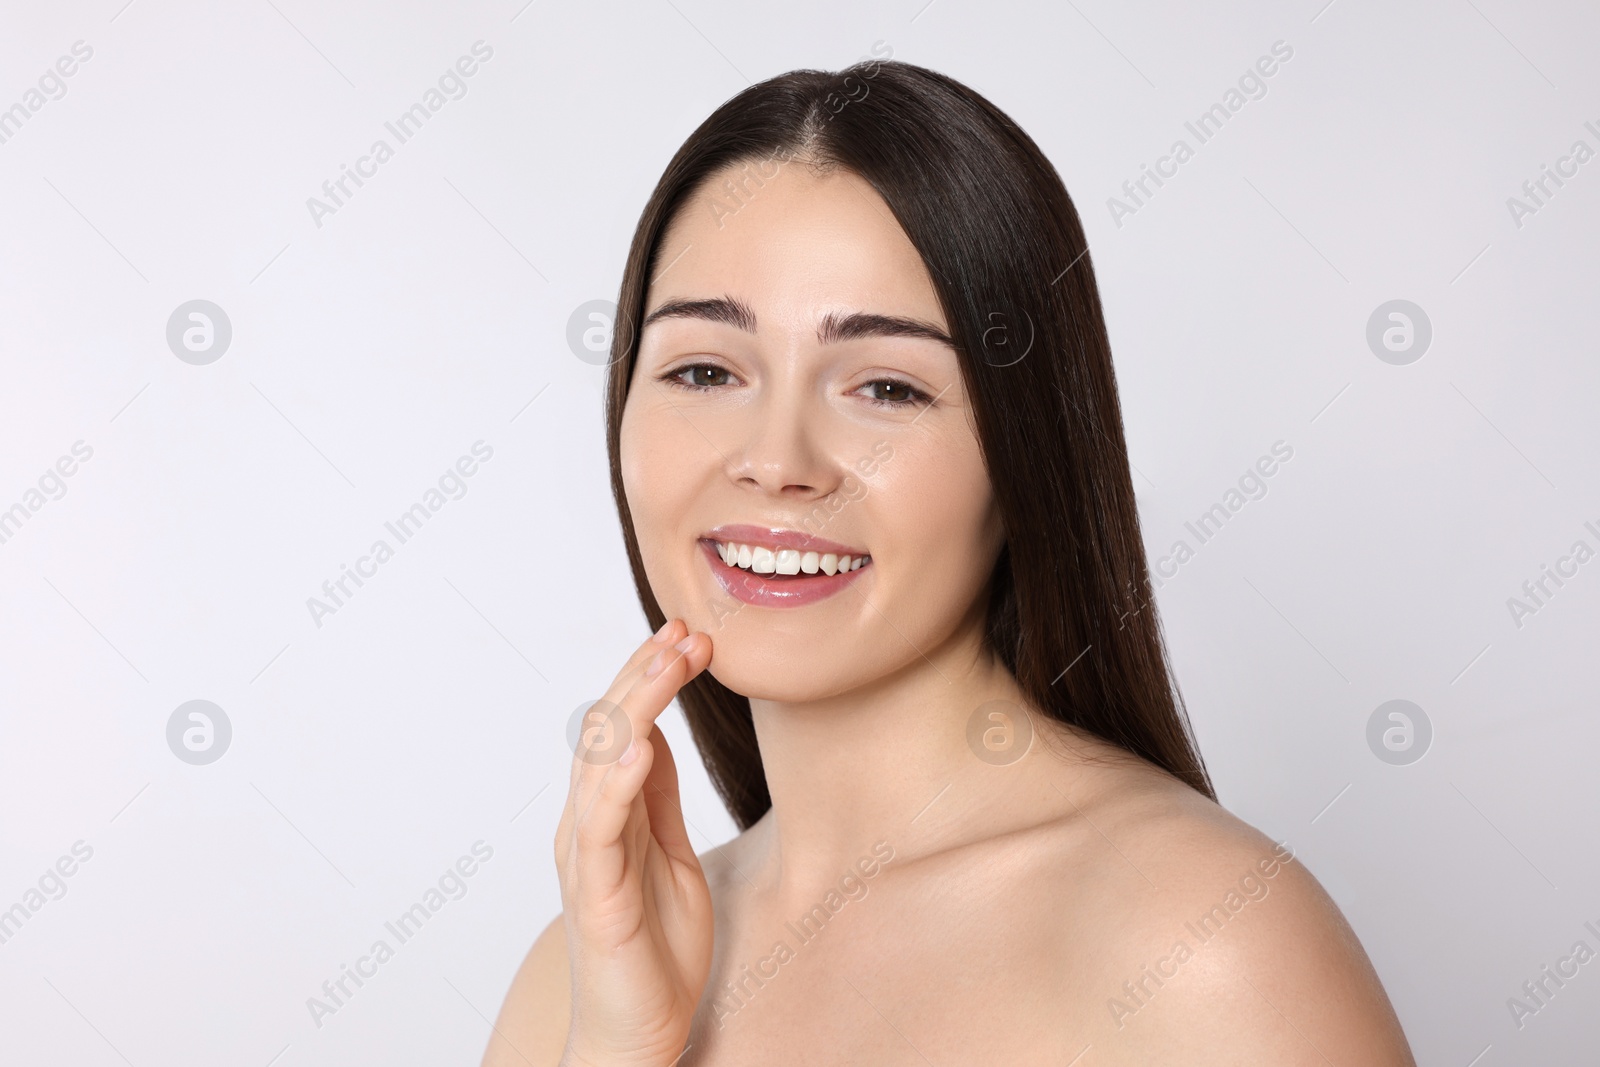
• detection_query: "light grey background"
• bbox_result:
[1,0,1595,1063]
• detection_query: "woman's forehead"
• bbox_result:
[650,164,946,330]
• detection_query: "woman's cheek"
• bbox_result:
[884,436,999,583]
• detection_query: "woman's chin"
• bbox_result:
[702,651,858,705]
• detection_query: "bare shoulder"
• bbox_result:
[1046,758,1416,1065]
[481,914,569,1067]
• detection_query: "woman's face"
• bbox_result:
[619,159,1005,701]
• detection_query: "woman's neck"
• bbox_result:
[738,625,1076,908]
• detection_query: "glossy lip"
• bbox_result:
[699,539,871,608]
[703,523,867,558]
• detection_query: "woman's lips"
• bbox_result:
[702,523,866,558]
[699,539,870,608]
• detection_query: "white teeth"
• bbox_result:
[714,541,869,577]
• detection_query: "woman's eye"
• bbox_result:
[859,378,931,408]
[657,365,931,409]
[660,363,733,391]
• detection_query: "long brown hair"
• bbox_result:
[605,58,1215,829]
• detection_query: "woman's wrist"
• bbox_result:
[560,1038,689,1067]
[559,1039,677,1067]
[559,1051,674,1067]
[557,1047,600,1067]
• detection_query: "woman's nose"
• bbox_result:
[723,395,834,498]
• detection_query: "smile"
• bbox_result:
[714,540,869,576]
[699,525,872,608]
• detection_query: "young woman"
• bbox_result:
[484,58,1417,1065]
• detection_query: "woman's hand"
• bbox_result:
[554,619,715,1067]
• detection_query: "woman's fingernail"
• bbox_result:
[651,619,674,643]
[620,741,639,766]
[673,635,694,653]
[645,650,668,678]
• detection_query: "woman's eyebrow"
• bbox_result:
[642,295,955,349]
[643,295,757,333]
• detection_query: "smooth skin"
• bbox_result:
[483,159,1417,1065]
